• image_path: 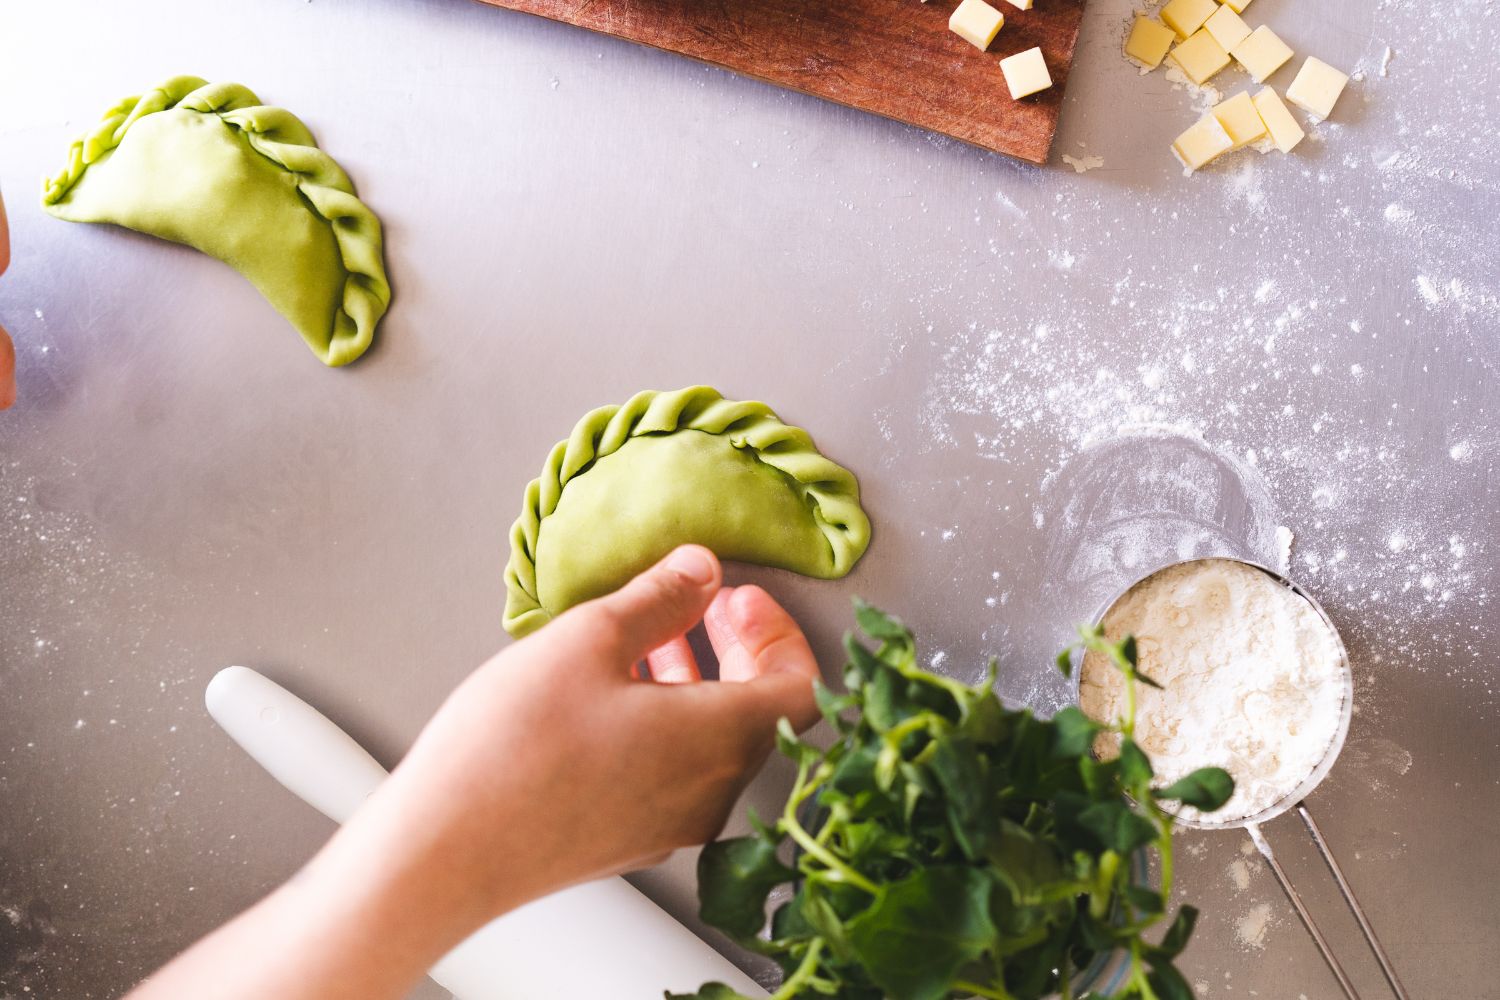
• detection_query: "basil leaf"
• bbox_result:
[1155,904,1199,958]
[1126,884,1166,915]
[1134,668,1165,690]
[1153,767,1235,811]
[696,837,793,940]
[1050,706,1101,759]
[775,717,818,768]
[663,984,754,1000]
[853,598,910,642]
[1077,800,1159,855]
[846,867,998,1000]
[814,678,857,731]
[1118,738,1154,787]
[1147,956,1196,1000]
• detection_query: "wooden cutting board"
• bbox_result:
[472,0,1087,164]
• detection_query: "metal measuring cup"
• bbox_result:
[1078,558,1409,1000]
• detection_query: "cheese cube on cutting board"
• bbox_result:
[1000,46,1053,99]
[1203,5,1251,51]
[1126,16,1177,70]
[1286,57,1351,119]
[1172,115,1234,170]
[1003,0,1034,9]
[950,0,1005,51]
[1161,0,1218,39]
[1221,0,1254,13]
[1231,26,1294,83]
[1252,87,1306,151]
[1169,29,1231,85]
[1212,91,1267,148]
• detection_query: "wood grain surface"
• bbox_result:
[471,0,1086,164]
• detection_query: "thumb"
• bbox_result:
[560,545,722,668]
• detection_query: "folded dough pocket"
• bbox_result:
[42,75,390,367]
[503,386,872,637]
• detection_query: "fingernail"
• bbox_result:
[665,546,715,586]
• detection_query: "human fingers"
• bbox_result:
[1,191,12,410]
[554,545,721,672]
[704,586,820,731]
[702,588,741,673]
[681,665,821,748]
[646,635,700,684]
[0,323,14,411]
[714,586,819,685]
[0,191,9,277]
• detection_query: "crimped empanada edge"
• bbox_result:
[42,75,391,368]
[502,385,872,638]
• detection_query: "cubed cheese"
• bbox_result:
[999,46,1053,99]
[1222,0,1253,12]
[1168,30,1231,85]
[1003,0,1033,9]
[1203,5,1251,51]
[1125,16,1177,70]
[1230,26,1293,83]
[1286,56,1350,120]
[1251,87,1306,152]
[949,0,1005,51]
[1172,115,1235,170]
[1160,0,1218,39]
[1212,90,1267,147]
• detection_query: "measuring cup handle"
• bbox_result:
[1295,804,1412,1000]
[1247,820,1364,1000]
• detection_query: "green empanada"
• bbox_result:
[42,76,390,367]
[504,386,872,637]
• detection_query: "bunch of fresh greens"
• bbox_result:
[670,601,1233,1000]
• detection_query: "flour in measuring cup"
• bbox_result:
[1079,559,1346,822]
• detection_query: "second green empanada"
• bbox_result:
[504,387,872,637]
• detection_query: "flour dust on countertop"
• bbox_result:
[842,0,1496,715]
[0,459,218,993]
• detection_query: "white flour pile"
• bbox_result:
[1079,559,1347,822]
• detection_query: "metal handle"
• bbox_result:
[1296,804,1411,1000]
[1247,820,1362,1000]
[1247,804,1411,1000]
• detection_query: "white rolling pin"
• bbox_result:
[205,665,767,1000]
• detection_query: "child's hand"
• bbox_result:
[0,191,14,409]
[128,545,821,1000]
[352,543,822,923]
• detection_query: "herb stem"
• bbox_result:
[768,940,825,1000]
[780,760,879,896]
[782,808,880,895]
[952,979,1016,1000]
[1157,825,1175,900]
[1126,940,1161,1000]
[884,714,931,745]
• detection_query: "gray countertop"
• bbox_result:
[0,0,1495,997]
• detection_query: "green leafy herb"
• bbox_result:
[670,609,1233,1000]
[1153,769,1235,813]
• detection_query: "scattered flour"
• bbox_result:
[1062,153,1106,174]
[1235,902,1275,949]
[1275,526,1295,574]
